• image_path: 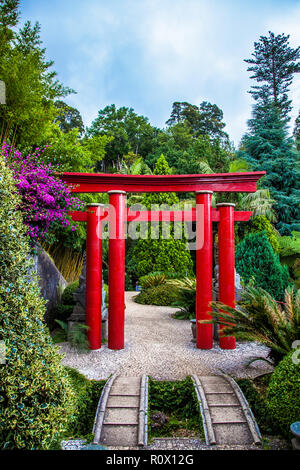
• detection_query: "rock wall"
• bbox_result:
[32,248,67,329]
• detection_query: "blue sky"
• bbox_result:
[20,0,300,146]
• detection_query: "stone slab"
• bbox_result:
[107,396,140,408]
[213,423,253,445]
[101,424,138,447]
[105,407,139,424]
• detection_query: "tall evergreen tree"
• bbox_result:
[240,32,300,235]
[244,31,300,120]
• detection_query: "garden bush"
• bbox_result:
[134,284,178,306]
[0,154,76,449]
[245,215,280,254]
[130,154,194,278]
[236,232,290,301]
[266,351,300,437]
[166,278,196,320]
[53,280,79,324]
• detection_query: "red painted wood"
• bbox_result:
[60,171,265,193]
[196,192,213,349]
[108,192,126,350]
[69,209,253,223]
[86,205,102,350]
[217,204,236,350]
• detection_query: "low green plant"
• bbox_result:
[166,278,196,320]
[149,378,204,439]
[278,231,300,257]
[134,284,178,306]
[61,281,79,305]
[237,377,275,435]
[266,351,300,437]
[54,320,90,352]
[208,286,300,365]
[64,367,106,439]
[139,272,166,289]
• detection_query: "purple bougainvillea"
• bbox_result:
[1,143,83,243]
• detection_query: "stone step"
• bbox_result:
[213,423,253,445]
[101,424,138,447]
[107,395,140,407]
[105,407,139,424]
[206,393,239,406]
[111,383,140,395]
[210,406,246,423]
[115,377,141,386]
[201,382,233,394]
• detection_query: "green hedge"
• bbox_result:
[266,351,300,437]
[134,284,178,306]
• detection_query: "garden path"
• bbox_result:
[60,292,273,380]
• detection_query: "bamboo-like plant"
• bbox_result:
[206,286,300,364]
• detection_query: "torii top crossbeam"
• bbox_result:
[60,171,266,193]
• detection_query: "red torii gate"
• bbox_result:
[61,171,265,352]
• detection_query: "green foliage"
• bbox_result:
[210,286,300,364]
[149,378,203,439]
[61,281,79,306]
[54,100,85,137]
[245,215,280,253]
[64,367,105,439]
[237,377,275,435]
[130,154,194,278]
[87,104,157,170]
[240,31,300,234]
[134,284,178,306]
[139,272,166,289]
[266,352,300,437]
[278,231,300,257]
[54,320,90,352]
[236,232,290,300]
[166,278,196,320]
[0,153,75,449]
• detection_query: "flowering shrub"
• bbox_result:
[1,143,83,243]
[0,154,76,449]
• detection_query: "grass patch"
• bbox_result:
[148,377,204,441]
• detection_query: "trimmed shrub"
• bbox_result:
[61,281,79,305]
[0,154,75,449]
[134,284,178,306]
[245,215,280,254]
[236,232,290,301]
[130,154,194,278]
[266,351,300,437]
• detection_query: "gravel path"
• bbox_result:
[59,292,273,380]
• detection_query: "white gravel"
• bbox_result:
[59,292,273,380]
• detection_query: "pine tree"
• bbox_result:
[130,154,194,278]
[245,31,300,120]
[240,32,300,235]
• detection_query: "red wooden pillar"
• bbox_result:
[108,190,126,350]
[196,191,213,349]
[86,204,102,350]
[216,203,236,350]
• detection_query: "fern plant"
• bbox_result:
[207,286,300,364]
[55,320,90,352]
[139,272,166,289]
